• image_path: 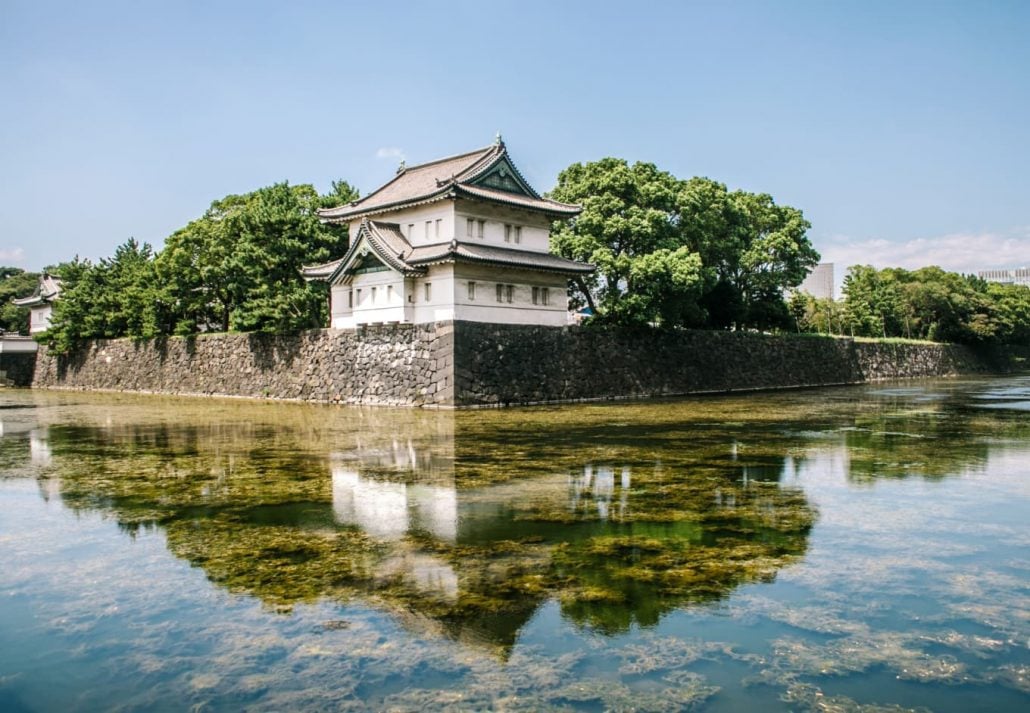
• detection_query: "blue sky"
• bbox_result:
[1,0,1028,283]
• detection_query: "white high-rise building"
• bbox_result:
[978,268,1030,287]
[797,263,834,300]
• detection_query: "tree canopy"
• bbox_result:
[838,265,1030,345]
[0,267,41,334]
[42,181,355,353]
[549,158,818,329]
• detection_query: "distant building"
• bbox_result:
[797,263,834,300]
[12,273,62,334]
[302,137,594,329]
[978,268,1029,287]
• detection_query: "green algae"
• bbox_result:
[2,379,1029,712]
[8,389,821,649]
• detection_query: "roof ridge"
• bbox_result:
[318,145,498,219]
[401,144,497,173]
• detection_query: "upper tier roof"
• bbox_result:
[318,141,580,222]
[12,274,62,308]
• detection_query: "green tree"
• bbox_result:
[320,179,360,209]
[843,265,902,337]
[549,158,708,327]
[42,241,161,353]
[841,264,1030,345]
[677,179,818,329]
[0,267,41,334]
[985,282,1030,344]
[157,182,348,334]
[551,159,817,330]
[38,258,97,354]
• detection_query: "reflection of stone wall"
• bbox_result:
[452,323,993,406]
[33,324,454,407]
[32,321,1002,407]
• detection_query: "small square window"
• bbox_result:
[477,220,485,239]
[496,283,504,302]
[506,284,514,303]
[425,221,432,240]
[504,224,512,243]
[532,286,539,305]
[468,281,476,300]
[424,283,432,301]
[371,286,377,304]
[514,226,522,244]
[356,289,362,304]
[466,218,474,237]
[435,219,442,238]
[542,287,550,305]
[348,290,354,308]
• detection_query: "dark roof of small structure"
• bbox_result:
[12,274,62,308]
[317,140,580,222]
[301,220,594,284]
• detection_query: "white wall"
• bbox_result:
[453,199,552,253]
[451,264,570,327]
[329,199,575,328]
[331,260,572,328]
[330,270,410,328]
[29,305,53,334]
[411,263,457,324]
[349,203,454,247]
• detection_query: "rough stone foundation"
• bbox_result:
[28,321,1009,407]
[31,323,453,407]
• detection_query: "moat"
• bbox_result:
[1,378,1028,711]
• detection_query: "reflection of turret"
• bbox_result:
[30,428,52,466]
[12,389,832,653]
[570,465,631,520]
[331,467,458,542]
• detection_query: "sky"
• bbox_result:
[1,0,1028,288]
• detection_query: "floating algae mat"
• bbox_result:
[1,377,1029,711]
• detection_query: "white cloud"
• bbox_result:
[0,247,25,263]
[375,147,405,161]
[818,228,1030,276]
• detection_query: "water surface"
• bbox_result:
[1,377,1028,711]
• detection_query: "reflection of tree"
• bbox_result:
[33,399,814,653]
[840,389,1030,482]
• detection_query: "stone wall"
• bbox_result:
[30,321,1006,407]
[452,323,991,406]
[32,324,454,407]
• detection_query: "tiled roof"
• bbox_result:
[454,184,580,216]
[12,274,62,307]
[314,221,426,284]
[407,241,595,275]
[303,220,595,284]
[300,258,343,280]
[318,141,580,221]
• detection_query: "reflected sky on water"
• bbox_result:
[1,377,1028,711]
